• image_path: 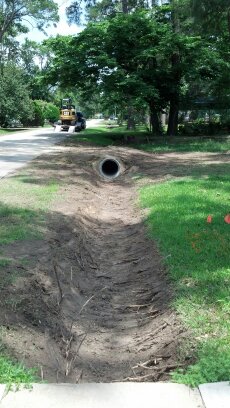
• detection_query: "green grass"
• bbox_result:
[172,339,230,387]
[0,258,11,267]
[0,355,37,387]
[140,174,230,386]
[0,173,59,384]
[0,175,59,210]
[69,125,150,146]
[71,125,230,152]
[137,138,230,153]
[0,176,58,244]
[0,205,42,244]
[73,127,114,146]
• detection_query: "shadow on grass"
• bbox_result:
[67,126,230,153]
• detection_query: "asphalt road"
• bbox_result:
[0,120,103,178]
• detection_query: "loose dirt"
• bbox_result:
[0,139,228,383]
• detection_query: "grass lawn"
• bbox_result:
[0,173,59,384]
[0,175,58,245]
[74,124,230,153]
[137,139,230,153]
[140,174,230,386]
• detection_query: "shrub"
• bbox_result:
[43,102,59,123]
[178,119,225,136]
[25,100,60,126]
[28,100,45,127]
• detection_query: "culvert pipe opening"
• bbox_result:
[99,157,121,179]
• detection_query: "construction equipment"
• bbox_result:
[55,98,86,133]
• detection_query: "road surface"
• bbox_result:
[0,120,103,178]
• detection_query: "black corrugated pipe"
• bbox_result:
[99,157,121,179]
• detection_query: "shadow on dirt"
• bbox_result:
[25,144,230,189]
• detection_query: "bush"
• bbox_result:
[27,100,45,127]
[0,65,34,127]
[25,100,60,126]
[178,119,225,136]
[220,115,230,131]
[43,102,59,123]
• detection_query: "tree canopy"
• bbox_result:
[43,5,228,134]
[0,0,229,133]
[0,0,59,43]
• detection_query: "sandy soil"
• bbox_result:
[0,139,229,383]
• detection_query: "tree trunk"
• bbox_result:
[121,0,128,13]
[228,8,230,35]
[167,1,180,136]
[127,107,135,130]
[167,47,181,136]
[149,103,161,135]
[167,94,179,136]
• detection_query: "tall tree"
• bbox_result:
[66,0,153,24]
[166,0,181,136]
[185,0,230,110]
[0,63,34,126]
[42,11,203,133]
[191,0,230,36]
[0,0,59,43]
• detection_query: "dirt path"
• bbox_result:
[1,142,228,383]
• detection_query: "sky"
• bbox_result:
[19,0,83,43]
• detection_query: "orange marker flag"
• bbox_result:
[224,214,230,224]
[207,215,213,223]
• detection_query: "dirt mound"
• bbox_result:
[0,144,196,383]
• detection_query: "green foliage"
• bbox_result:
[0,0,59,44]
[25,100,59,126]
[29,100,45,127]
[43,102,59,122]
[178,120,224,136]
[42,12,175,133]
[191,0,230,36]
[140,173,230,385]
[43,4,229,135]
[221,114,230,130]
[0,64,34,127]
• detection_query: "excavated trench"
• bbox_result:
[0,145,188,383]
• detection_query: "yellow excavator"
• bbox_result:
[56,98,86,132]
